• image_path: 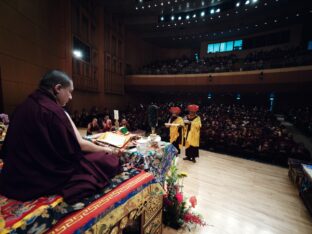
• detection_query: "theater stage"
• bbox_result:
[77,128,311,233]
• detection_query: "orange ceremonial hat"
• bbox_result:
[169,106,181,114]
[187,104,199,112]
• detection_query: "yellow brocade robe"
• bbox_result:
[169,116,184,146]
[184,116,201,148]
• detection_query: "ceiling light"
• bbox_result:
[171,16,175,20]
[160,16,164,21]
[210,9,215,14]
[178,16,182,20]
[135,6,138,10]
[161,2,164,6]
[245,0,250,5]
[216,8,220,13]
[193,14,197,18]
[252,0,258,3]
[186,15,190,19]
[236,2,240,7]
[201,11,205,17]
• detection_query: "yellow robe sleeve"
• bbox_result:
[169,117,184,144]
[185,116,201,148]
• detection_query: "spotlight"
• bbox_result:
[201,11,205,17]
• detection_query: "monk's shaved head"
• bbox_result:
[39,70,72,90]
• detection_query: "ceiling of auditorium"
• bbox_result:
[101,0,312,48]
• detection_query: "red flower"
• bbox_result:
[189,196,197,208]
[183,212,206,226]
[175,192,183,204]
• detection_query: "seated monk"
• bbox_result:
[0,70,121,204]
[87,117,100,135]
[102,115,112,132]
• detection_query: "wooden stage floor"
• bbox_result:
[163,150,312,234]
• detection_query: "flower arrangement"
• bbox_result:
[163,164,206,230]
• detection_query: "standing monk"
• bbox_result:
[165,107,184,154]
[183,105,202,163]
[0,70,121,204]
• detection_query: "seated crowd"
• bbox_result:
[136,46,312,75]
[71,102,311,167]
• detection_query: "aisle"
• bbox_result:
[276,115,312,157]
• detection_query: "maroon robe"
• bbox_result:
[0,89,121,203]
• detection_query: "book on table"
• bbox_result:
[96,132,132,148]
